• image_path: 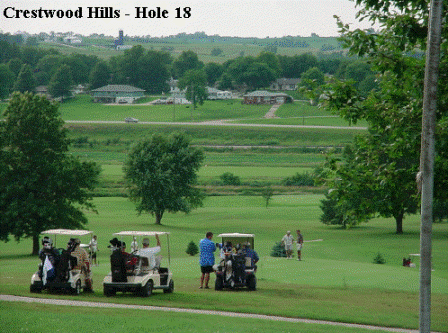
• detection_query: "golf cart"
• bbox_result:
[214,233,257,291]
[30,229,94,295]
[103,231,174,297]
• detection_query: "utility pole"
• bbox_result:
[419,1,443,332]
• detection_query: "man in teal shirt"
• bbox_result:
[199,232,216,289]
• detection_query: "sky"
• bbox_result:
[1,0,377,38]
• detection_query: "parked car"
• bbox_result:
[214,233,257,291]
[30,229,94,295]
[103,231,174,297]
[125,117,139,123]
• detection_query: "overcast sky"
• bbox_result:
[1,0,377,38]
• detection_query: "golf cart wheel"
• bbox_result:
[163,279,174,293]
[215,276,223,290]
[247,275,257,291]
[83,279,93,293]
[73,280,82,295]
[141,280,153,297]
[30,284,42,293]
[104,285,116,297]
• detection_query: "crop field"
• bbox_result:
[40,36,343,63]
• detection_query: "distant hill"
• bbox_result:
[38,31,345,63]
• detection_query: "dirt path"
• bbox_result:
[0,294,424,332]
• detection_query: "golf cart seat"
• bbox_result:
[245,257,252,268]
[138,255,162,273]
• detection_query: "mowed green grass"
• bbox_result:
[1,196,447,331]
[59,95,271,123]
[0,301,406,333]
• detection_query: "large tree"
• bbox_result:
[124,133,204,225]
[89,60,111,90]
[47,64,74,101]
[0,92,100,255]
[0,64,15,100]
[318,0,448,233]
[12,64,36,93]
[178,69,208,110]
[172,50,204,78]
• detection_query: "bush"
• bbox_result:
[373,252,386,264]
[186,240,199,256]
[270,241,286,257]
[282,172,314,186]
[220,172,241,186]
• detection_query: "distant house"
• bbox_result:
[270,78,300,91]
[35,85,49,97]
[242,90,293,105]
[207,87,233,100]
[91,84,145,104]
[63,36,82,44]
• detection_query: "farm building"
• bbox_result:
[242,90,293,105]
[269,78,300,91]
[91,84,145,104]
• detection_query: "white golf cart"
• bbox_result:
[214,233,257,291]
[30,229,94,295]
[103,231,174,297]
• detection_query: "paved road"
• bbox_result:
[0,294,424,332]
[66,120,367,130]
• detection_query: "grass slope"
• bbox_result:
[1,196,447,331]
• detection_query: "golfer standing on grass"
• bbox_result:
[281,231,294,259]
[296,230,303,261]
[199,232,216,289]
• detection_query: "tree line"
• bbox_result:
[0,32,377,102]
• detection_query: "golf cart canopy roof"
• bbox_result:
[113,231,170,237]
[218,233,254,238]
[218,233,255,249]
[41,229,93,236]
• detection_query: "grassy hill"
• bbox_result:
[40,33,344,63]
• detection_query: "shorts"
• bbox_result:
[284,245,293,251]
[296,243,303,251]
[201,265,214,274]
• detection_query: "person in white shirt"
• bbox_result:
[137,235,161,270]
[130,236,139,253]
[89,235,98,266]
[281,231,294,259]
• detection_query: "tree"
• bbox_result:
[35,54,63,84]
[109,46,171,93]
[186,241,199,256]
[242,62,277,89]
[124,133,205,225]
[0,64,15,100]
[172,50,204,78]
[262,187,274,208]
[47,64,74,101]
[210,48,223,56]
[317,1,448,234]
[89,61,111,90]
[0,92,100,255]
[12,64,36,93]
[204,62,224,86]
[7,58,23,78]
[178,69,208,110]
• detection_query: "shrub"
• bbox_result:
[270,241,286,257]
[282,172,314,186]
[220,172,241,186]
[373,252,386,264]
[186,240,199,256]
